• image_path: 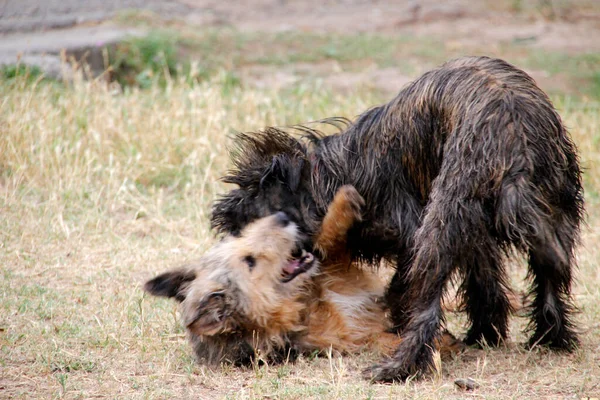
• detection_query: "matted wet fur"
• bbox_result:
[144,186,465,365]
[210,56,584,381]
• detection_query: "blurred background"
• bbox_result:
[1,0,599,98]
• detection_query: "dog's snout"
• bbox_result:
[274,212,290,227]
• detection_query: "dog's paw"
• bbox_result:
[336,185,365,222]
[362,359,413,383]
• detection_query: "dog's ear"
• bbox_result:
[143,269,196,302]
[184,291,234,336]
[260,155,305,192]
[211,189,252,236]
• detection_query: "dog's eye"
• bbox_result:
[243,255,256,269]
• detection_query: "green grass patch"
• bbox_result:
[110,30,180,88]
[1,63,42,79]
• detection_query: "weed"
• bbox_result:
[1,63,44,81]
[110,31,179,88]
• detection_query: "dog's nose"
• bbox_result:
[274,211,290,227]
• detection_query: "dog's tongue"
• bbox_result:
[284,259,300,274]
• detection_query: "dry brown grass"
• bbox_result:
[1,68,599,399]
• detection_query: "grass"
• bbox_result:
[2,31,600,398]
[106,29,441,88]
[109,30,180,88]
[104,27,600,101]
[1,64,44,81]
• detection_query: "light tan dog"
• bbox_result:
[145,186,463,365]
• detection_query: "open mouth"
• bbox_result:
[281,248,316,283]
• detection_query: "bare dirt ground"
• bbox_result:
[181,0,600,53]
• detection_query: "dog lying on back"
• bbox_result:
[144,186,463,365]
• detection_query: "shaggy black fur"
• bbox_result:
[210,56,584,381]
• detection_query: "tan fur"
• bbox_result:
[145,186,464,364]
[303,185,396,353]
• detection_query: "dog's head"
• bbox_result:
[144,212,318,339]
[210,129,317,242]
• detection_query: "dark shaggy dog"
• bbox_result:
[211,56,584,381]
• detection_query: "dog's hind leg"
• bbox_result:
[461,244,512,347]
[496,174,581,351]
[526,214,579,350]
